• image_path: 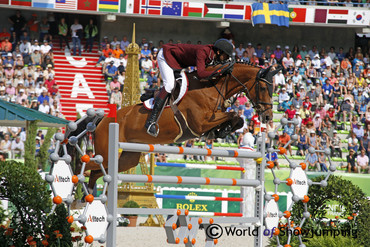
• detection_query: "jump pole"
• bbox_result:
[107,123,265,247]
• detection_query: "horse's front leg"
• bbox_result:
[214,114,244,139]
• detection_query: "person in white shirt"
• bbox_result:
[11,136,24,158]
[312,54,321,74]
[70,19,83,56]
[40,40,52,57]
[141,56,153,79]
[38,99,50,114]
[110,36,120,47]
[328,47,336,61]
[120,36,130,51]
[235,43,245,59]
[274,70,285,90]
[19,39,32,56]
[31,40,41,53]
[278,88,290,103]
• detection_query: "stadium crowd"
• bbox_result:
[0,10,370,174]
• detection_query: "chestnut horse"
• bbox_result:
[70,63,280,190]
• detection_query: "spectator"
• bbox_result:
[96,43,113,66]
[39,17,50,42]
[344,149,357,172]
[110,36,120,47]
[235,43,245,59]
[339,98,353,127]
[277,130,292,156]
[274,70,285,90]
[357,149,369,173]
[31,48,42,66]
[318,153,328,172]
[70,19,83,56]
[40,40,52,59]
[105,60,118,82]
[266,149,280,169]
[318,131,329,150]
[0,133,11,157]
[306,151,319,171]
[38,89,49,104]
[348,131,359,152]
[113,44,124,59]
[38,99,50,114]
[11,136,24,158]
[85,19,98,53]
[283,122,294,137]
[297,129,308,156]
[58,18,70,51]
[120,36,130,51]
[141,56,152,79]
[285,104,296,120]
[109,87,122,108]
[8,10,26,40]
[330,130,342,157]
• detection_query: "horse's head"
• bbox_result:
[252,65,282,123]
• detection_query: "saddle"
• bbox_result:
[142,70,188,110]
[142,70,199,142]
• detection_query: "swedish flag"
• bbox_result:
[252,3,289,27]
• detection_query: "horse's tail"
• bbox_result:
[63,116,103,174]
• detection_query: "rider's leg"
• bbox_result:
[145,49,174,137]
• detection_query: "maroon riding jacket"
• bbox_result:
[162,44,215,79]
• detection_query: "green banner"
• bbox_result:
[324,200,346,219]
[162,190,226,213]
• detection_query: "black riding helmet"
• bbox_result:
[213,39,234,56]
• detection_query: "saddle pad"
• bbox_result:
[143,71,188,110]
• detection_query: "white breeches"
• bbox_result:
[158,48,175,93]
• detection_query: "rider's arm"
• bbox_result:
[196,49,216,79]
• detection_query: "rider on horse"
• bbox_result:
[145,38,234,137]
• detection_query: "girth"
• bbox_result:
[168,94,200,143]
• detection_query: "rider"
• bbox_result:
[145,38,234,137]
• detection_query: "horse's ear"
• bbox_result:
[260,66,271,77]
[269,65,282,77]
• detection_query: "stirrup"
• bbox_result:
[147,122,160,137]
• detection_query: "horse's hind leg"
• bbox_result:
[88,169,104,195]
[118,151,142,173]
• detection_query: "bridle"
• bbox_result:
[230,71,273,115]
[208,62,274,116]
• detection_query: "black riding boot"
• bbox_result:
[145,88,169,137]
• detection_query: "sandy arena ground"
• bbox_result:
[112,217,271,247]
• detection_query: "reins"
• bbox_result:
[210,64,273,115]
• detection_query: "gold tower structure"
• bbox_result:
[118,23,164,227]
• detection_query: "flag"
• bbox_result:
[141,0,161,15]
[98,0,118,12]
[11,0,31,6]
[204,3,223,18]
[55,0,77,9]
[289,8,306,22]
[305,8,315,23]
[314,9,327,23]
[223,4,244,20]
[107,104,117,122]
[162,1,182,16]
[245,5,251,20]
[120,0,140,13]
[183,2,202,17]
[252,3,289,27]
[348,10,370,25]
[33,0,54,8]
[0,0,9,4]
[78,0,97,11]
[327,9,348,24]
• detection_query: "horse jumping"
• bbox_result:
[70,63,280,190]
